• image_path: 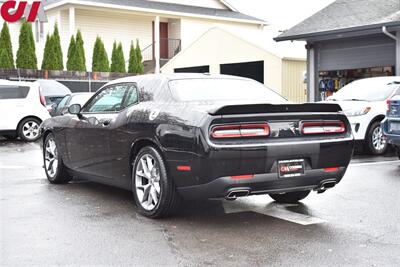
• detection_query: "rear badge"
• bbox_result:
[278,159,305,178]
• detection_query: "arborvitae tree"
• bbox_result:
[128,41,137,73]
[0,22,14,68]
[0,47,13,69]
[117,42,126,73]
[92,36,109,72]
[66,35,76,71]
[110,41,118,72]
[135,39,144,74]
[111,41,125,73]
[41,34,53,70]
[75,30,86,71]
[52,24,63,70]
[16,21,37,69]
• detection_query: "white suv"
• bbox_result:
[0,80,51,142]
[326,77,400,155]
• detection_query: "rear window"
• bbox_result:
[168,78,287,103]
[0,86,30,99]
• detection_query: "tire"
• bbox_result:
[18,117,42,142]
[43,133,72,184]
[3,135,18,140]
[365,121,387,155]
[269,190,310,204]
[132,146,181,219]
[397,147,400,160]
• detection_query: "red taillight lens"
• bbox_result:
[387,98,392,112]
[301,121,345,135]
[39,87,46,107]
[211,123,270,139]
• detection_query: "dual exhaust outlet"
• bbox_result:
[225,180,337,200]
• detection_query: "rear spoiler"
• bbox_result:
[208,103,343,116]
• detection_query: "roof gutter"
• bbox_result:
[382,26,397,40]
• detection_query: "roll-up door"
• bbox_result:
[318,35,396,71]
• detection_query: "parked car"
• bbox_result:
[0,80,50,141]
[326,77,400,155]
[382,95,400,158]
[50,92,94,117]
[35,79,71,113]
[40,74,354,219]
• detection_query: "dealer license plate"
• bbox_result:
[278,159,305,178]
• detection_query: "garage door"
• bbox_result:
[220,61,264,83]
[318,35,396,71]
[174,65,210,73]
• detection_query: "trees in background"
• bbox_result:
[41,24,63,70]
[111,41,125,73]
[16,21,37,69]
[66,30,86,71]
[0,22,14,69]
[128,39,144,74]
[92,36,109,72]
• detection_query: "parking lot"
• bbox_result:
[0,139,399,266]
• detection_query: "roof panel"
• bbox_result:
[275,0,400,41]
[43,0,265,23]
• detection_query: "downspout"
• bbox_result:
[382,26,400,76]
[382,26,396,40]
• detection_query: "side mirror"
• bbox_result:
[68,104,82,115]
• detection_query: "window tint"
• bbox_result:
[0,86,30,99]
[84,85,127,113]
[123,84,139,108]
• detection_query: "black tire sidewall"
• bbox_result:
[43,133,62,183]
[18,118,41,142]
[366,121,387,155]
[132,146,172,218]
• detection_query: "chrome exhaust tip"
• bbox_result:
[225,189,250,200]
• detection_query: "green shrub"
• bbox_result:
[16,21,37,69]
[0,22,14,68]
[92,36,109,72]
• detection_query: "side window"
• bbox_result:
[84,85,127,113]
[55,95,70,112]
[123,84,139,108]
[0,86,30,99]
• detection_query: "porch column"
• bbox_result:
[396,31,400,76]
[68,7,75,38]
[306,43,318,102]
[154,16,160,74]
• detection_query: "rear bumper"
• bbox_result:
[177,167,346,199]
[382,118,400,146]
[169,136,354,199]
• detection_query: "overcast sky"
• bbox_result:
[226,0,335,58]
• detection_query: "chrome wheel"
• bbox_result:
[372,126,386,151]
[135,154,161,211]
[22,120,40,140]
[44,138,58,178]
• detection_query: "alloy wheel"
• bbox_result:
[22,120,40,140]
[372,126,386,151]
[44,138,58,178]
[135,154,161,211]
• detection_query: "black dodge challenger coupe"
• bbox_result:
[40,74,354,218]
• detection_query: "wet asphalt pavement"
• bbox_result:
[1,139,400,266]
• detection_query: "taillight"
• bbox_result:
[387,98,392,112]
[301,121,345,135]
[39,87,46,107]
[211,123,270,139]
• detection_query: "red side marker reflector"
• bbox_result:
[324,167,339,172]
[230,174,254,180]
[177,165,191,171]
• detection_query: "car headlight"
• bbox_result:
[345,107,371,117]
